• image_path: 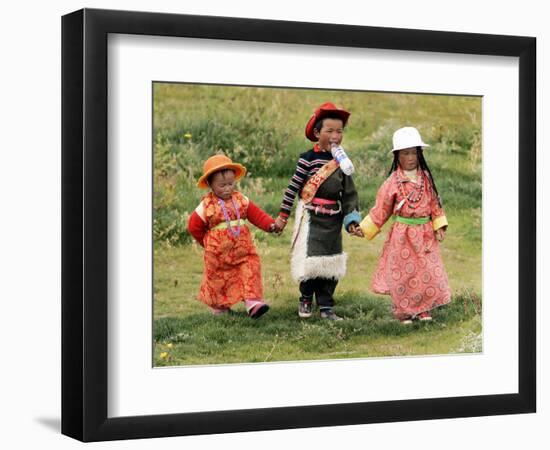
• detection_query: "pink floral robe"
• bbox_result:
[360,168,451,320]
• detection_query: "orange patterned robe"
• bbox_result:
[192,192,266,309]
[360,168,451,320]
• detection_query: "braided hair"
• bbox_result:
[388,147,442,207]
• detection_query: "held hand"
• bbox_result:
[349,223,364,238]
[274,216,288,234]
[435,228,445,242]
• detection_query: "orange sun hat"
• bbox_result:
[196,154,247,189]
[304,102,351,142]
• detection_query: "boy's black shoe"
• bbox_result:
[298,300,313,318]
[320,308,343,321]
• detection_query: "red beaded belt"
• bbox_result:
[311,197,337,206]
[305,197,341,215]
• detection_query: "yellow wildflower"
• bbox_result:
[160,352,168,359]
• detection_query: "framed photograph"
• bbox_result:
[62,8,536,442]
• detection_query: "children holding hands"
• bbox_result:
[187,117,450,327]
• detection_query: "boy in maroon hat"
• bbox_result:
[274,102,363,320]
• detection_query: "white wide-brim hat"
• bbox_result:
[391,126,430,152]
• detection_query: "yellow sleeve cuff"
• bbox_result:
[360,215,381,240]
[432,215,448,231]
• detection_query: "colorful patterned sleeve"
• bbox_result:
[428,178,448,231]
[279,156,310,218]
[359,176,396,240]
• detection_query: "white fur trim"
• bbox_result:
[292,253,348,282]
[290,200,347,282]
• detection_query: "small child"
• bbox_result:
[274,102,363,321]
[359,127,451,324]
[187,154,276,318]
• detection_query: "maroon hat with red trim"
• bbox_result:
[304,102,351,142]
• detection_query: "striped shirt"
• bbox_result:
[279,147,333,217]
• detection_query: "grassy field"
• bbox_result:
[153,83,482,366]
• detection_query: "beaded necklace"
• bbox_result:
[218,196,241,237]
[398,168,425,209]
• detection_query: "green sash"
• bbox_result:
[394,216,430,225]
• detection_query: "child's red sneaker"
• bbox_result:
[245,300,270,319]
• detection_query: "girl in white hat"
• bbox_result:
[359,127,451,324]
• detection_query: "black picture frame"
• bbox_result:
[61,8,536,442]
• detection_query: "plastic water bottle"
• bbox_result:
[331,144,355,175]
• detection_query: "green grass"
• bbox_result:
[153,225,482,366]
[154,280,481,366]
[152,83,482,366]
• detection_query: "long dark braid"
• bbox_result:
[388,147,442,207]
[417,149,442,206]
[388,153,399,176]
